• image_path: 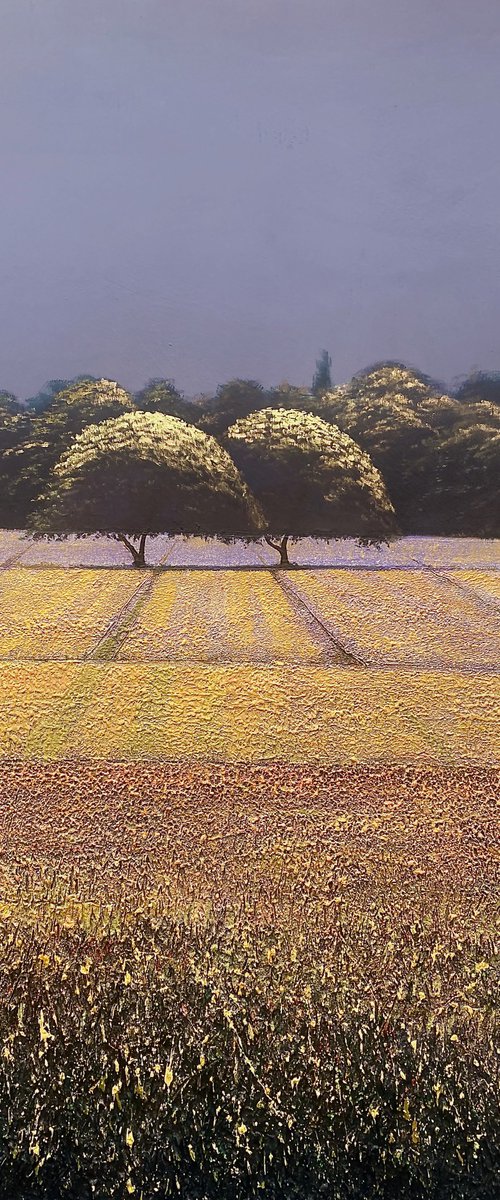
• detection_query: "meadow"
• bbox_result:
[0,762,498,1198]
[0,536,498,1197]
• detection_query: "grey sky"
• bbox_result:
[1,0,499,399]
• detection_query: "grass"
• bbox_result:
[0,763,498,1198]
[0,542,498,1195]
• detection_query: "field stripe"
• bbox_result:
[120,570,328,663]
[0,569,144,659]
[444,570,500,609]
[290,569,500,669]
[0,663,498,764]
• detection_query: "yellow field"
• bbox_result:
[292,568,500,667]
[0,661,498,762]
[0,569,142,658]
[120,569,328,662]
[448,569,500,607]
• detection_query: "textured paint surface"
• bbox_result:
[292,569,500,668]
[1,663,498,763]
[0,539,498,762]
[120,571,328,663]
[1,534,500,569]
[0,762,497,918]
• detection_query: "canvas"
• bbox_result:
[0,3,498,1197]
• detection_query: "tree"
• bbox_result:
[0,396,31,525]
[226,408,396,566]
[25,376,98,413]
[269,380,320,415]
[0,390,21,416]
[454,370,500,408]
[197,379,270,435]
[30,411,263,566]
[6,379,134,527]
[316,365,453,530]
[312,349,333,396]
[418,423,500,537]
[134,378,195,422]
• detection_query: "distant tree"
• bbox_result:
[226,407,396,566]
[314,364,464,530]
[25,376,98,413]
[270,381,319,415]
[6,379,134,526]
[418,424,500,536]
[339,361,445,408]
[312,349,333,396]
[0,390,21,416]
[135,378,194,422]
[0,397,31,525]
[454,370,500,408]
[30,411,263,566]
[197,379,270,435]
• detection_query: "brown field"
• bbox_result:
[1,760,498,936]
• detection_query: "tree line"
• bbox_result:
[0,362,498,566]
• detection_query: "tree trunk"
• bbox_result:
[117,533,148,567]
[264,534,291,567]
[279,534,290,566]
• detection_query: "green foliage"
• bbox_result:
[270,381,320,415]
[197,379,271,435]
[25,375,98,413]
[30,411,263,554]
[0,390,22,416]
[226,408,396,545]
[317,366,454,531]
[2,380,134,528]
[134,377,194,422]
[454,370,500,407]
[0,407,34,527]
[39,378,134,440]
[418,423,500,537]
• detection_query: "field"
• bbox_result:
[0,536,498,1196]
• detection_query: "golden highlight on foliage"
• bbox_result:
[32,411,263,539]
[227,406,394,524]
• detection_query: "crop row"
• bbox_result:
[292,570,500,669]
[0,565,498,666]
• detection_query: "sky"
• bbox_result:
[1,0,499,400]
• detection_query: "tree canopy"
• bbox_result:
[454,370,500,408]
[315,365,459,530]
[2,379,134,527]
[197,379,270,435]
[25,376,98,413]
[418,423,500,537]
[31,411,263,565]
[226,407,396,563]
[134,378,194,422]
[0,391,22,416]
